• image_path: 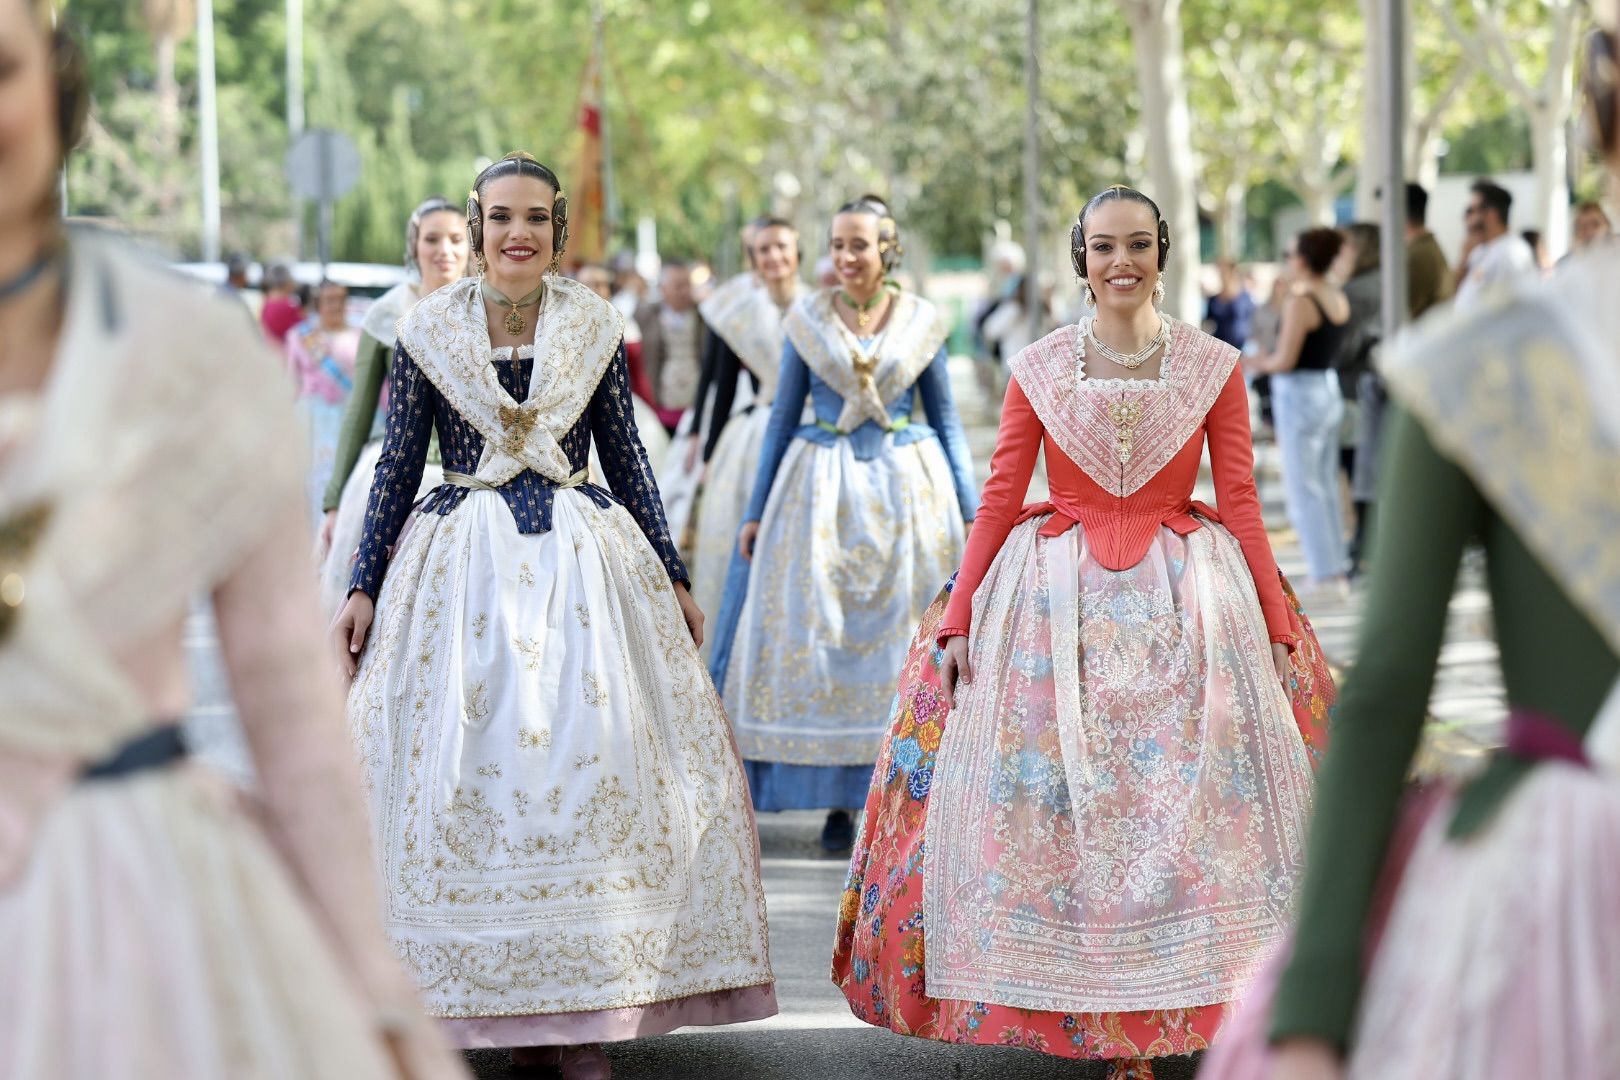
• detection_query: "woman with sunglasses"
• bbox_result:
[1204,7,1620,1077]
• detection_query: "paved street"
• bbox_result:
[183,356,1502,1080]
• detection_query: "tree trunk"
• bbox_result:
[1528,105,1569,259]
[154,32,180,217]
[1300,183,1335,228]
[1122,0,1202,321]
[1217,180,1246,259]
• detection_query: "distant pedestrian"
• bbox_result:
[1338,222,1382,575]
[259,258,304,344]
[1454,178,1537,309]
[1248,227,1352,592]
[1206,256,1257,350]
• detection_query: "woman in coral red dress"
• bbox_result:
[832,186,1333,1078]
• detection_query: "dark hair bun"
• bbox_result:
[1293,227,1344,276]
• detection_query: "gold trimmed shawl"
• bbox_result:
[1381,255,1620,658]
[399,276,623,488]
[697,273,798,402]
[783,288,949,432]
[359,280,421,349]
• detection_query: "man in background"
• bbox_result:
[636,260,704,432]
[1403,182,1454,320]
[1454,178,1536,309]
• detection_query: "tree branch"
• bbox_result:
[1434,0,1530,107]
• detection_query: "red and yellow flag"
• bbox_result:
[570,44,607,267]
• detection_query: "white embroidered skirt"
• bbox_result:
[347,487,774,1036]
[0,766,458,1080]
[922,514,1315,1012]
[1343,766,1620,1078]
[723,435,965,767]
[689,407,770,661]
[318,438,444,619]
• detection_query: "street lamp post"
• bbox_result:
[1024,0,1042,348]
[288,0,305,257]
[1379,0,1407,345]
[197,0,221,263]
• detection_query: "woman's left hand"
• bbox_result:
[1272,642,1291,690]
[674,581,705,647]
[1270,1038,1345,1080]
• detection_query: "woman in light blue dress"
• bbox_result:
[709,196,977,852]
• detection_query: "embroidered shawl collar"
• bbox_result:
[783,288,949,431]
[698,273,798,401]
[1009,318,1237,497]
[359,280,421,348]
[1382,258,1620,657]
[400,276,623,487]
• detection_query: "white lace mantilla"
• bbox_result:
[1008,319,1237,497]
[359,281,421,348]
[399,277,623,487]
[698,274,798,402]
[783,288,949,432]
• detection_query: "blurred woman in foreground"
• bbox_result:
[0,3,465,1076]
[1204,4,1620,1076]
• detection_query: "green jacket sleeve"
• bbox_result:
[1268,405,1486,1048]
[321,334,389,512]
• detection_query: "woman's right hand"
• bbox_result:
[317,508,338,560]
[738,520,761,563]
[939,635,972,709]
[331,590,375,679]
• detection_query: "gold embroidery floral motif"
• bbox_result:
[1106,398,1144,463]
[498,403,542,458]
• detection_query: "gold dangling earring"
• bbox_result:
[546,252,561,276]
[1082,281,1096,308]
[1152,277,1166,306]
[475,251,487,276]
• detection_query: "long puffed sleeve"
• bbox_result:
[322,335,389,512]
[1206,365,1294,647]
[937,376,1042,641]
[349,343,435,600]
[741,342,812,525]
[588,345,689,586]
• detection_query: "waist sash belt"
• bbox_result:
[80,724,187,783]
[442,468,589,492]
[814,416,912,437]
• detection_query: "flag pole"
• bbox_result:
[595,1,618,249]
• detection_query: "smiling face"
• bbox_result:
[829,212,884,295]
[479,173,557,283]
[750,225,799,286]
[1081,199,1161,316]
[0,0,62,235]
[414,208,468,292]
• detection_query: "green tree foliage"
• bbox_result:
[60,0,1556,267]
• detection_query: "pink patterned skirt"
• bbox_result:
[1204,732,1620,1078]
[832,519,1333,1076]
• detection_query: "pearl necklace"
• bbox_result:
[1084,317,1170,370]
